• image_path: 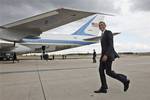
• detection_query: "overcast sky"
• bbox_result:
[0,0,150,53]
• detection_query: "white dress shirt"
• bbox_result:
[98,29,106,43]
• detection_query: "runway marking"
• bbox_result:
[36,66,47,100]
[0,66,96,75]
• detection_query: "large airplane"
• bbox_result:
[0,8,119,60]
[13,15,102,53]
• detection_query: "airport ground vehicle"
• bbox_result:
[0,52,14,61]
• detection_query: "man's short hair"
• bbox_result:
[99,21,106,26]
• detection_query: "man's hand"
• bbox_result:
[102,55,108,62]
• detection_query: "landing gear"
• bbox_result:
[42,46,46,56]
[13,41,16,47]
[41,46,49,60]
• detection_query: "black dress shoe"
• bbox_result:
[94,89,107,93]
[124,79,130,92]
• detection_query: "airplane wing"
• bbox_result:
[84,32,121,41]
[0,8,98,41]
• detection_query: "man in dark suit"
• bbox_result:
[94,21,130,93]
[93,49,97,63]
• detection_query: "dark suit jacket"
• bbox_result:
[100,30,119,61]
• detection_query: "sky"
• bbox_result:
[0,0,150,54]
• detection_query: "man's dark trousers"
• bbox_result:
[99,56,127,89]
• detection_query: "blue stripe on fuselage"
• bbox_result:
[22,38,95,45]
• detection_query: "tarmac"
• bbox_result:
[0,55,150,100]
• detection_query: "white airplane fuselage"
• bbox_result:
[0,34,97,54]
[18,34,97,54]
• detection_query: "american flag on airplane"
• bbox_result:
[92,23,99,27]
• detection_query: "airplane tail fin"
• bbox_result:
[72,15,104,36]
[72,15,121,43]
